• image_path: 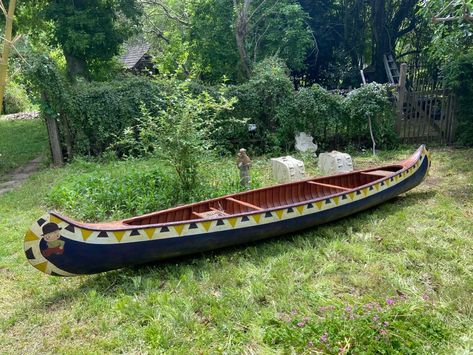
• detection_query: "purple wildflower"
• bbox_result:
[297,321,305,328]
[320,332,328,343]
[345,306,353,313]
[372,315,379,322]
[386,298,395,306]
[380,329,388,335]
[422,294,430,301]
[290,309,298,315]
[303,316,311,322]
[307,341,314,348]
[383,321,390,327]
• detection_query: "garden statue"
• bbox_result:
[237,148,251,188]
[295,132,318,156]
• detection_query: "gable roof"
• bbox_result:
[121,42,151,69]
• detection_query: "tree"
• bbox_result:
[0,0,18,113]
[19,0,143,79]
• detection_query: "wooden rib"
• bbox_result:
[307,181,351,191]
[226,197,263,211]
[192,211,207,218]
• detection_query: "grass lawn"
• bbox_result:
[0,118,48,177]
[0,146,472,353]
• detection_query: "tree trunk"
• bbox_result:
[64,52,88,80]
[371,0,390,83]
[233,0,251,79]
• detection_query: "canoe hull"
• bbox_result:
[24,146,430,276]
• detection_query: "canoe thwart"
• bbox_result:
[306,181,351,191]
[225,197,263,211]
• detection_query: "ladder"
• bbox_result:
[383,54,400,84]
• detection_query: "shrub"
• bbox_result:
[111,80,236,200]
[225,57,295,154]
[69,76,166,155]
[343,83,398,151]
[276,84,345,151]
[443,51,473,146]
[4,81,34,114]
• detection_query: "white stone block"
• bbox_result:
[318,151,353,176]
[271,156,305,183]
[295,132,318,154]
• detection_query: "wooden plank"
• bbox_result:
[307,181,351,191]
[226,197,263,211]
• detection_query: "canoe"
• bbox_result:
[24,145,431,276]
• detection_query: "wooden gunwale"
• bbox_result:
[50,150,422,232]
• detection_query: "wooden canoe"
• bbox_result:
[24,145,431,276]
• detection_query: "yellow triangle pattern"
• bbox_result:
[385,179,391,186]
[394,175,399,181]
[144,228,156,239]
[253,214,262,224]
[201,221,212,232]
[276,210,284,220]
[362,188,369,196]
[296,205,304,214]
[113,230,126,242]
[349,192,356,200]
[24,229,39,242]
[50,215,62,224]
[374,183,380,191]
[81,229,93,241]
[228,217,238,228]
[34,261,48,273]
[333,196,340,205]
[174,225,185,236]
[315,201,324,209]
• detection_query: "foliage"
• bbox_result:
[226,57,295,153]
[419,0,473,65]
[112,80,235,199]
[443,51,473,146]
[69,76,165,155]
[48,155,264,221]
[3,81,34,114]
[18,0,142,78]
[276,84,345,151]
[343,83,398,149]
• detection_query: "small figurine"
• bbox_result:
[236,148,251,188]
[41,222,65,257]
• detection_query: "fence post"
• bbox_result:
[44,115,63,166]
[396,63,407,135]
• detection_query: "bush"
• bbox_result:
[276,84,345,151]
[443,51,473,146]
[343,83,398,150]
[110,80,236,200]
[69,76,166,155]
[4,81,34,114]
[224,57,295,154]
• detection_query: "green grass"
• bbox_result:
[0,147,472,353]
[0,118,48,177]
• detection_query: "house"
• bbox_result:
[120,42,157,75]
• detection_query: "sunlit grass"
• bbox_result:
[0,147,472,353]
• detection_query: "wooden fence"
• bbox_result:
[396,63,457,144]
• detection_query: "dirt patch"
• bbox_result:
[0,111,39,121]
[0,156,43,195]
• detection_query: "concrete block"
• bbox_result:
[271,156,305,183]
[318,151,353,175]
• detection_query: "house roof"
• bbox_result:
[121,42,151,69]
